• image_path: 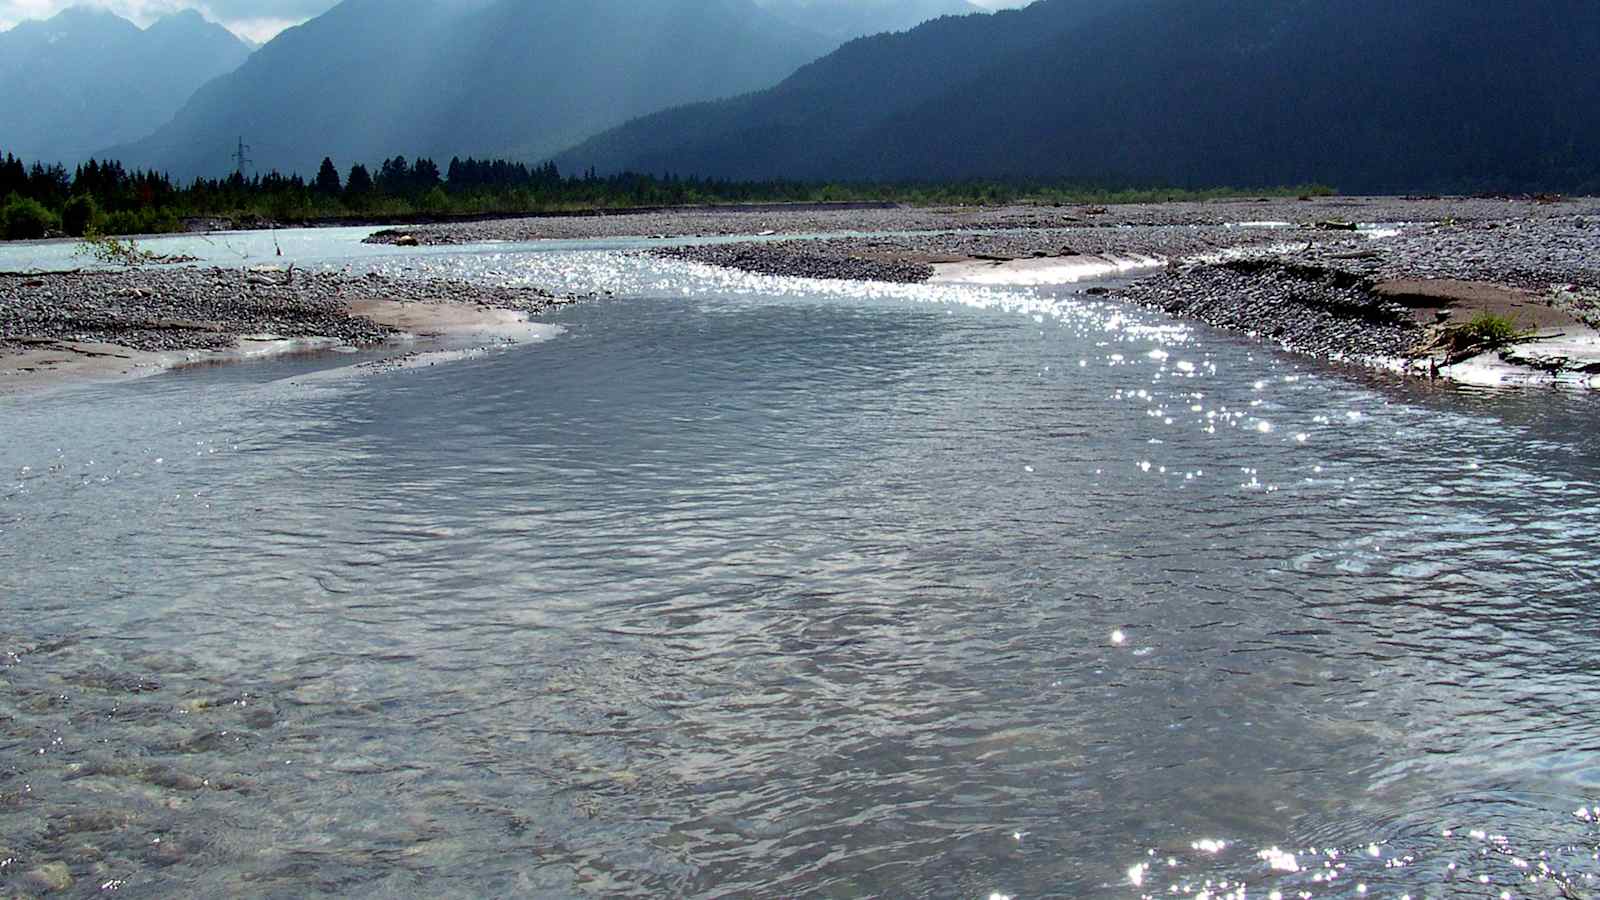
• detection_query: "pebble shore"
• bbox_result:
[1120,261,1425,362]
[364,195,1600,244]
[1119,213,1600,367]
[649,225,1333,282]
[6,196,1598,389]
[607,197,1599,373]
[366,196,1600,362]
[1,268,567,357]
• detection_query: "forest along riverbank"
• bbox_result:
[369,195,1600,385]
[0,267,575,394]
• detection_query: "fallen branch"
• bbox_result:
[0,268,84,277]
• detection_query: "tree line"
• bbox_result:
[1,147,1334,241]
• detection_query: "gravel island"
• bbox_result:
[371,194,1593,384]
[7,196,1599,393]
[1,267,573,394]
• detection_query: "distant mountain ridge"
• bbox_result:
[107,0,838,179]
[0,6,253,166]
[560,0,1600,194]
[753,0,983,40]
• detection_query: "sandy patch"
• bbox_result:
[346,297,541,339]
[1,341,152,395]
[1375,278,1585,330]
[930,254,1166,286]
[1,298,553,398]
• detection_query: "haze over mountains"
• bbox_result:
[107,0,988,179]
[10,0,1594,194]
[0,6,252,166]
[753,0,982,41]
[565,0,1600,194]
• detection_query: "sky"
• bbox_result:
[0,0,1029,44]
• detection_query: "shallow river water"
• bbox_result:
[3,236,1600,898]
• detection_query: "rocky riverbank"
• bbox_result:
[362,195,1600,246]
[0,267,574,393]
[8,196,1599,393]
[649,224,1337,284]
[1120,214,1600,377]
[579,196,1596,384]
[1120,261,1426,362]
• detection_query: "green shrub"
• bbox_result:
[62,194,100,237]
[76,232,160,267]
[419,185,450,213]
[100,207,182,237]
[1461,312,1532,349]
[2,194,58,240]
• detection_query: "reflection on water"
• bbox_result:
[3,247,1600,898]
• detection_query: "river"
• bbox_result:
[2,233,1599,898]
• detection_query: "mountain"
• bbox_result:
[0,7,253,166]
[108,0,832,179]
[560,0,1600,194]
[752,0,983,41]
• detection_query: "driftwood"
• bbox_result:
[1409,321,1544,368]
[0,268,84,277]
[244,263,297,287]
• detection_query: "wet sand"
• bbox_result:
[0,268,576,396]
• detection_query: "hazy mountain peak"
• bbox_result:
[33,4,139,39]
[0,5,252,165]
[150,9,210,26]
[109,0,836,178]
[47,5,130,23]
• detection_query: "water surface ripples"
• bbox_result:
[2,243,1599,898]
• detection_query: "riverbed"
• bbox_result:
[3,239,1600,898]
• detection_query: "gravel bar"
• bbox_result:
[1,267,568,355]
[1117,211,1600,365]
[650,225,1349,284]
[363,195,1600,246]
[1120,261,1425,362]
[8,196,1598,384]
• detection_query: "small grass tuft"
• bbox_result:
[1410,311,1538,366]
[1459,311,1533,350]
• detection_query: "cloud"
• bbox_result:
[0,0,337,40]
[192,0,332,20]
[217,14,300,42]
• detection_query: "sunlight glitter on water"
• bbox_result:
[1128,816,1600,900]
[6,243,1600,897]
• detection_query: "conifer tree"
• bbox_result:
[345,163,373,195]
[314,157,342,194]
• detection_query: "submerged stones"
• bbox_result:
[44,811,127,839]
[0,637,285,894]
[22,861,73,893]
